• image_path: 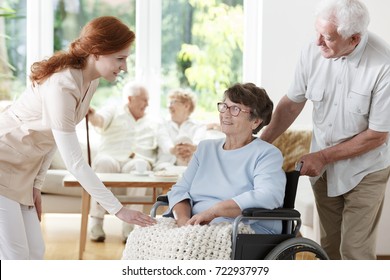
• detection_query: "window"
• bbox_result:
[0,0,26,102]
[160,0,243,121]
[1,0,247,121]
[53,0,136,108]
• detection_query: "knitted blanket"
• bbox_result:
[122,217,254,260]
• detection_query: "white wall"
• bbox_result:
[258,0,390,129]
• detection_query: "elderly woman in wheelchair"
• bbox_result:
[123,83,328,260]
[166,83,285,235]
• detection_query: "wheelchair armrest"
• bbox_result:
[242,208,301,219]
[157,195,169,203]
[150,195,169,218]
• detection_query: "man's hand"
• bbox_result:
[299,151,327,177]
[298,129,389,177]
[87,107,104,128]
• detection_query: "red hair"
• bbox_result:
[30,16,135,84]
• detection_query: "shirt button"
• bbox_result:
[328,123,332,127]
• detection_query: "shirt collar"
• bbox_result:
[334,32,368,67]
[123,104,136,122]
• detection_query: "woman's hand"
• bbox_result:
[171,144,196,157]
[186,209,216,226]
[33,187,42,222]
[171,143,196,165]
[115,207,156,227]
[186,200,241,226]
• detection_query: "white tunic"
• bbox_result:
[0,68,122,214]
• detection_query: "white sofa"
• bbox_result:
[41,169,82,213]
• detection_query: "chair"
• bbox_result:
[150,170,328,260]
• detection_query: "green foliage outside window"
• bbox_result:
[0,0,25,101]
[53,0,136,108]
[161,0,243,118]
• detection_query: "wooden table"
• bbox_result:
[63,173,177,260]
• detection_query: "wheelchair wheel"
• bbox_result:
[264,237,329,260]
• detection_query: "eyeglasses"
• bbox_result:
[169,99,183,106]
[217,102,251,117]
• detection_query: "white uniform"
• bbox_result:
[0,68,122,259]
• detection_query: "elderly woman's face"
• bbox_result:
[219,97,258,137]
[169,98,191,124]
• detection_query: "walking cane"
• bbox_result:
[85,113,92,166]
[78,113,92,259]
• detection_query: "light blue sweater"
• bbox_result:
[167,138,286,234]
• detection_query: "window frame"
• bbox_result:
[26,0,258,114]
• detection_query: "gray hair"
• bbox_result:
[223,83,273,134]
[168,89,197,114]
[122,81,148,99]
[315,0,370,38]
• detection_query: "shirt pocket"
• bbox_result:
[345,90,371,134]
[0,141,27,187]
[347,90,371,116]
[305,87,325,123]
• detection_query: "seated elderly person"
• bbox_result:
[166,82,286,234]
[122,83,286,260]
[155,89,207,169]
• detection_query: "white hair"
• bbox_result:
[122,81,147,98]
[315,0,370,38]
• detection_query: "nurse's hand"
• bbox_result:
[115,207,156,227]
[33,187,42,222]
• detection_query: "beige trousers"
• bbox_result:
[313,166,390,260]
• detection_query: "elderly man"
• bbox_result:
[87,82,158,243]
[260,0,390,259]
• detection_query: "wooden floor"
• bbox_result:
[41,213,125,260]
[42,213,390,260]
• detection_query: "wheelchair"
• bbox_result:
[150,170,329,260]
